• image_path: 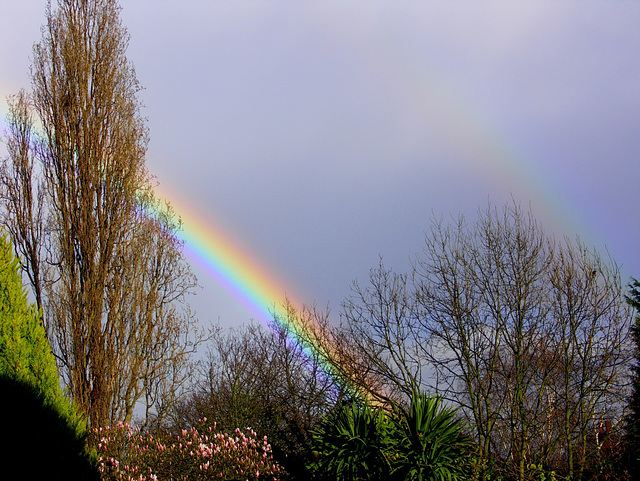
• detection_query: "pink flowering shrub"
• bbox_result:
[90,419,282,480]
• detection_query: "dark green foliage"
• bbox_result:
[255,404,316,480]
[0,375,99,481]
[311,399,393,481]
[310,393,473,481]
[391,393,472,481]
[624,278,640,471]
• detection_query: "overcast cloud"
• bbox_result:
[2,1,639,326]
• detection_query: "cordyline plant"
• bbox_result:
[311,400,394,480]
[310,392,473,481]
[90,419,282,480]
[390,393,473,481]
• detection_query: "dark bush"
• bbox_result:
[0,375,99,481]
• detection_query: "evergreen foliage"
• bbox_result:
[391,394,472,481]
[0,234,52,384]
[310,393,472,481]
[0,234,95,477]
[0,233,82,429]
[624,278,640,471]
[311,399,393,481]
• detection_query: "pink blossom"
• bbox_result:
[91,421,281,480]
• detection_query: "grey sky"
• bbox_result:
[2,1,639,326]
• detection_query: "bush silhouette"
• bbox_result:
[0,375,99,481]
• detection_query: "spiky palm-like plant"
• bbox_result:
[310,393,473,481]
[311,399,393,481]
[391,393,473,481]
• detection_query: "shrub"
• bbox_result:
[0,375,99,481]
[310,400,394,481]
[0,233,84,433]
[90,419,282,480]
[390,393,473,481]
[310,393,473,481]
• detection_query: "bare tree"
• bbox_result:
[289,297,397,407]
[415,204,558,480]
[1,0,202,427]
[172,307,340,479]
[339,202,631,481]
[545,240,630,479]
[0,91,46,314]
[340,258,424,402]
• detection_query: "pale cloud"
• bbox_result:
[2,1,639,324]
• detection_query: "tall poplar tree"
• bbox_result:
[1,0,200,427]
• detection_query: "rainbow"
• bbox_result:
[0,88,349,390]
[155,184,299,325]
[1,12,608,401]
[150,184,354,395]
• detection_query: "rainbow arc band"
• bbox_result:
[152,186,360,398]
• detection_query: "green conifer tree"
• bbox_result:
[0,233,80,428]
[0,233,96,478]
